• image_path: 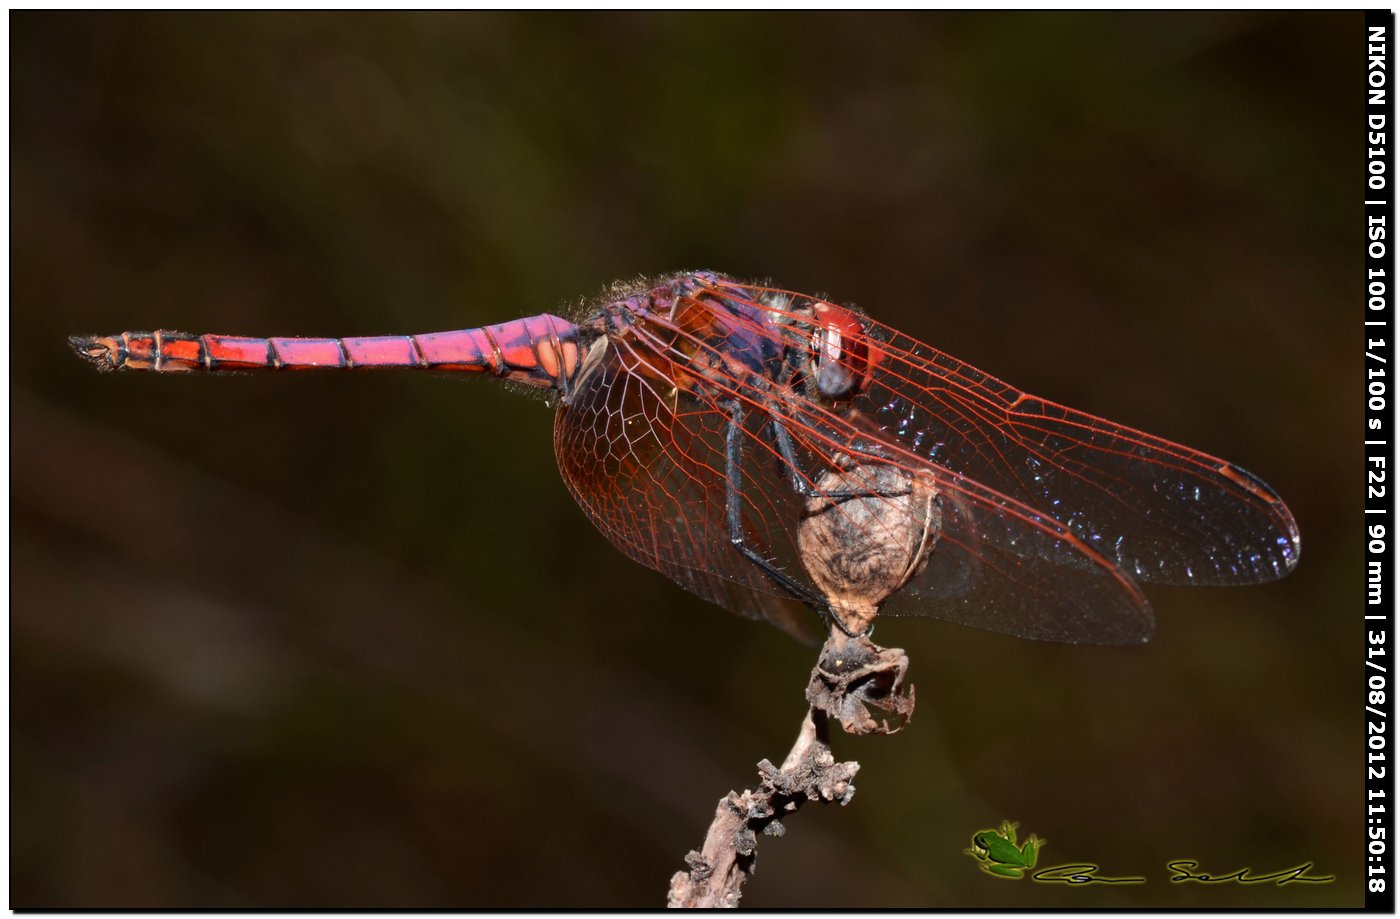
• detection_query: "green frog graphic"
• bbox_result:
[965,821,1045,879]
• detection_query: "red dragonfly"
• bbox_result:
[71,271,1299,644]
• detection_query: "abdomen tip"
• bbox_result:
[69,335,119,371]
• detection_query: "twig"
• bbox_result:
[666,632,914,908]
[665,706,854,908]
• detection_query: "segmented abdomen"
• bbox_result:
[70,314,582,390]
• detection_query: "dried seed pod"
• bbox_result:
[806,631,916,735]
[795,459,941,635]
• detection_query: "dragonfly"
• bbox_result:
[71,270,1300,645]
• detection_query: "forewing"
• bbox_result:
[716,279,1300,588]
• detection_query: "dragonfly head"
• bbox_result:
[809,301,879,402]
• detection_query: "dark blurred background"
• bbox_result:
[12,11,1358,908]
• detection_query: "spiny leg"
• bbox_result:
[723,400,830,617]
[765,345,906,502]
[767,412,911,502]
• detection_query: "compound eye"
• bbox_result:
[809,302,872,402]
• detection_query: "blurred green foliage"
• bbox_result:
[14,11,1358,907]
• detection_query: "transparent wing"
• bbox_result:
[714,278,1301,588]
[552,335,819,644]
[556,312,1155,645]
[767,388,1155,643]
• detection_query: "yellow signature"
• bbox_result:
[1023,860,1334,887]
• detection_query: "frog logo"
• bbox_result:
[965,821,1045,879]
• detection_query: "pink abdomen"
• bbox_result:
[70,314,583,390]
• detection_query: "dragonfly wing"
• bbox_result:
[553,337,819,644]
[713,279,1300,588]
[770,396,1155,644]
[565,306,1155,645]
[878,478,1155,643]
[859,326,1299,586]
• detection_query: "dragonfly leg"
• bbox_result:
[768,414,910,501]
[723,401,831,618]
